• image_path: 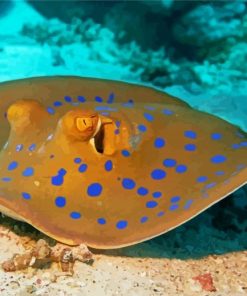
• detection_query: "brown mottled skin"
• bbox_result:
[0,76,246,248]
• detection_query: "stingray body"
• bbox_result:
[0,76,246,248]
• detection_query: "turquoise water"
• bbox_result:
[0,0,246,258]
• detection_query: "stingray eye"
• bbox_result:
[76,117,94,132]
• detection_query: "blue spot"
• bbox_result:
[70,212,81,219]
[51,169,67,186]
[154,138,165,148]
[104,160,113,171]
[176,165,187,173]
[152,192,162,198]
[163,158,177,167]
[16,144,23,152]
[146,200,158,208]
[114,129,120,135]
[215,170,224,176]
[170,196,181,203]
[143,113,154,122]
[140,216,148,223]
[169,204,179,211]
[122,150,130,157]
[87,183,103,197]
[232,144,240,149]
[107,93,115,104]
[211,133,222,140]
[22,192,31,200]
[55,196,66,207]
[138,124,147,132]
[211,155,227,164]
[137,187,149,196]
[95,96,103,103]
[205,182,217,189]
[241,141,247,147]
[197,176,208,183]
[98,218,106,225]
[2,177,12,182]
[116,121,121,128]
[74,157,82,164]
[64,96,72,102]
[151,169,166,180]
[78,96,86,103]
[53,101,63,107]
[28,144,36,152]
[162,109,174,115]
[184,144,196,151]
[116,220,128,229]
[157,211,165,217]
[122,178,136,190]
[78,164,88,173]
[144,106,156,111]
[184,130,197,139]
[184,199,193,210]
[8,161,18,171]
[47,107,55,115]
[22,167,34,177]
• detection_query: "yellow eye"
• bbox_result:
[76,117,94,131]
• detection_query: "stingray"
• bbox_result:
[0,76,246,248]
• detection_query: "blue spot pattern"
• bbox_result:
[184,144,196,151]
[51,169,67,186]
[22,192,31,200]
[8,161,18,171]
[105,160,113,171]
[55,196,66,207]
[176,165,187,173]
[70,212,81,219]
[95,96,103,103]
[152,192,162,198]
[162,109,174,115]
[197,176,208,183]
[47,107,55,115]
[184,199,193,210]
[170,196,181,203]
[116,220,128,229]
[87,183,103,197]
[28,144,36,152]
[78,96,86,103]
[140,216,148,223]
[107,93,115,104]
[98,218,106,225]
[170,204,179,211]
[64,96,72,102]
[163,158,177,167]
[78,164,88,173]
[16,144,23,152]
[121,150,130,157]
[137,187,149,196]
[211,155,227,164]
[143,113,154,122]
[2,177,12,182]
[53,101,63,107]
[184,130,197,139]
[154,138,165,148]
[146,200,158,208]
[74,157,82,164]
[151,169,166,180]
[211,133,222,140]
[122,178,136,190]
[22,167,34,177]
[138,124,147,132]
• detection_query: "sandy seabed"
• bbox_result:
[0,222,246,296]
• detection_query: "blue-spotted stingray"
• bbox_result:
[0,76,246,249]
